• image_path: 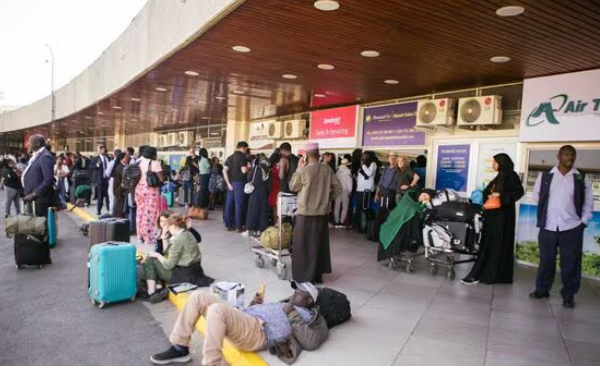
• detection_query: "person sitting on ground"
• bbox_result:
[150,281,328,366]
[140,213,210,303]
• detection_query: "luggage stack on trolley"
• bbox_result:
[422,200,483,280]
[250,192,296,280]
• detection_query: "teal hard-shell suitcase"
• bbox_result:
[89,242,137,308]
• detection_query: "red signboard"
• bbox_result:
[309,105,357,148]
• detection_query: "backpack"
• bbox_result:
[122,162,142,190]
[315,288,351,328]
[422,224,452,250]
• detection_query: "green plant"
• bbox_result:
[516,242,600,277]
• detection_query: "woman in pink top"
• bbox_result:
[135,146,164,244]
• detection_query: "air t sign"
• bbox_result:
[520,69,600,142]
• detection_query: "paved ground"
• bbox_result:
[2,194,600,365]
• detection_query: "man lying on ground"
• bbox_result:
[150,281,328,366]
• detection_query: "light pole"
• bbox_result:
[45,44,55,123]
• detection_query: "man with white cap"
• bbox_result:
[290,142,342,284]
[150,281,328,366]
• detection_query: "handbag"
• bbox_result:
[146,160,162,188]
[187,206,208,220]
[244,166,259,194]
[483,186,501,210]
[6,201,47,238]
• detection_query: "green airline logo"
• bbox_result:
[526,94,600,127]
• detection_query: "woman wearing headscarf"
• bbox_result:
[112,152,130,218]
[243,153,271,237]
[135,146,164,244]
[462,153,524,285]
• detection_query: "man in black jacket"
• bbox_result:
[91,145,110,216]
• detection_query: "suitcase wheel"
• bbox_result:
[405,262,414,274]
[277,263,287,280]
[429,264,438,276]
[16,264,22,270]
[98,302,106,309]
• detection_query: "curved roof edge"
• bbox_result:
[0,0,244,133]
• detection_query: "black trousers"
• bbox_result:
[96,180,109,215]
[535,224,585,299]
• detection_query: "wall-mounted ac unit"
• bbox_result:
[167,132,178,146]
[284,119,306,139]
[158,134,169,148]
[457,95,502,126]
[178,131,194,147]
[416,98,456,127]
[268,121,283,139]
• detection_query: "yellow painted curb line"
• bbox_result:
[66,204,97,222]
[67,203,268,366]
[168,292,269,366]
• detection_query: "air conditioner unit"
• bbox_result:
[284,119,306,139]
[178,131,194,147]
[416,98,456,127]
[267,121,283,139]
[158,134,169,148]
[167,132,178,146]
[457,95,503,126]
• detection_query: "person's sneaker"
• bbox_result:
[236,228,245,233]
[328,223,335,229]
[150,346,191,365]
[148,288,169,304]
[460,277,479,285]
[241,230,252,237]
[529,291,550,299]
[226,227,235,232]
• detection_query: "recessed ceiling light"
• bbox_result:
[184,70,199,76]
[85,116,92,120]
[130,97,141,102]
[361,50,380,58]
[131,119,138,122]
[490,56,511,63]
[215,96,226,100]
[98,111,104,115]
[317,63,335,70]
[384,79,400,84]
[210,132,220,136]
[156,87,168,92]
[232,45,251,53]
[113,106,122,109]
[232,90,245,94]
[496,6,525,17]
[314,93,327,98]
[314,0,339,11]
[282,74,297,79]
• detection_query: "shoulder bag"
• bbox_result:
[483,185,501,210]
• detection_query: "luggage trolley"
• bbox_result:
[423,211,482,280]
[250,193,296,280]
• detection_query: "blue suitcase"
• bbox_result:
[47,207,57,248]
[89,242,137,308]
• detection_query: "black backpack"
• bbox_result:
[122,162,142,190]
[316,287,351,328]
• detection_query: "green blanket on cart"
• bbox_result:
[379,193,425,250]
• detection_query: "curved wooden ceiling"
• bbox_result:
[11,0,600,141]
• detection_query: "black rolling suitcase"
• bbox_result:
[360,190,373,233]
[367,197,390,242]
[14,234,47,269]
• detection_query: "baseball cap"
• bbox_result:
[291,281,319,303]
[236,141,249,148]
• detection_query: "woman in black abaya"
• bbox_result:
[462,153,524,285]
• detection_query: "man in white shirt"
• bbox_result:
[105,149,122,214]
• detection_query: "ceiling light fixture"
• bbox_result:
[384,79,400,84]
[314,93,327,98]
[98,111,104,115]
[156,87,168,92]
[130,97,141,102]
[215,96,226,100]
[361,50,380,58]
[317,63,335,70]
[232,45,251,53]
[85,116,92,120]
[232,90,245,94]
[314,0,340,11]
[490,56,511,63]
[184,70,199,76]
[131,119,138,122]
[210,132,220,136]
[113,106,122,110]
[496,6,525,17]
[282,74,298,79]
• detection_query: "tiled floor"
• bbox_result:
[78,205,600,366]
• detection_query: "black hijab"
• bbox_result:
[489,153,516,192]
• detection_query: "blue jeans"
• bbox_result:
[183,180,194,205]
[57,178,67,206]
[223,182,246,229]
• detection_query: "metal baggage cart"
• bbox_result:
[250,192,296,279]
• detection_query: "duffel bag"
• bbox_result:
[431,201,481,222]
[260,223,292,250]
